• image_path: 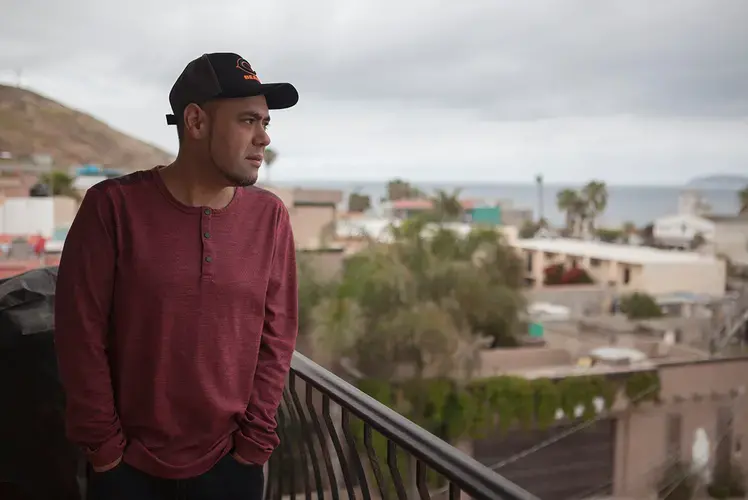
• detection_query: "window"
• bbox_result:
[623,266,631,284]
[666,413,682,458]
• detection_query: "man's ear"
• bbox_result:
[183,104,209,140]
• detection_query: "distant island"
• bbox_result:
[686,174,748,190]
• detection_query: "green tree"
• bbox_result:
[556,188,584,235]
[739,184,748,214]
[386,178,424,201]
[348,192,371,213]
[620,292,663,320]
[689,232,706,250]
[309,222,525,379]
[264,147,278,183]
[34,171,79,200]
[581,180,608,233]
[430,188,463,222]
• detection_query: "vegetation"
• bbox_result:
[347,192,371,212]
[385,178,425,201]
[556,180,608,237]
[543,263,594,286]
[263,147,278,182]
[306,218,527,378]
[689,232,706,250]
[620,292,663,319]
[430,188,463,222]
[30,171,79,200]
[739,184,748,214]
[519,218,548,238]
[595,228,623,243]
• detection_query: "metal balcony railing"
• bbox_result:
[265,352,539,500]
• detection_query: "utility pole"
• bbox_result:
[535,173,544,223]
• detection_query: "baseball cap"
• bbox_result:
[165,52,298,125]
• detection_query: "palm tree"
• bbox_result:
[739,185,748,214]
[431,189,463,222]
[264,147,278,184]
[556,188,582,235]
[581,180,608,235]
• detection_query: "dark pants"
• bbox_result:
[87,454,264,500]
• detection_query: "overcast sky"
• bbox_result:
[1,0,746,184]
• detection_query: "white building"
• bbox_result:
[653,213,716,247]
[514,238,726,297]
[0,196,78,238]
[653,213,748,265]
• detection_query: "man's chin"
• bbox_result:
[222,170,257,188]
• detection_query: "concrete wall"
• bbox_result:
[713,219,748,266]
[613,357,748,498]
[525,285,611,316]
[642,261,726,297]
[290,205,336,249]
[479,347,573,376]
[0,196,78,237]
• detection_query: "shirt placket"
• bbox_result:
[201,208,214,279]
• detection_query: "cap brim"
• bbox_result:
[165,82,298,125]
[258,82,299,110]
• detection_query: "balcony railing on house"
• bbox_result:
[265,352,539,500]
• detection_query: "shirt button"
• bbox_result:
[205,256,212,263]
[204,232,211,239]
[204,208,211,215]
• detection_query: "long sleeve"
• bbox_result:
[54,187,125,468]
[233,205,298,465]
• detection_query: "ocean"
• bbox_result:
[274,180,743,228]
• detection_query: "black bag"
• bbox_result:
[0,266,82,500]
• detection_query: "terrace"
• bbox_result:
[0,266,538,500]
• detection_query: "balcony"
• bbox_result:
[267,352,538,500]
[0,267,537,500]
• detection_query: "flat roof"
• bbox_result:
[514,237,719,265]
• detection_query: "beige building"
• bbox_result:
[262,185,343,250]
[515,238,726,297]
[471,322,748,499]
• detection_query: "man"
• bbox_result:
[54,52,300,500]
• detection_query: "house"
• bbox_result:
[262,185,343,250]
[514,237,726,297]
[654,212,748,265]
[470,336,748,499]
[704,213,748,266]
[653,213,716,248]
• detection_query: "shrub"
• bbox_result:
[620,292,663,319]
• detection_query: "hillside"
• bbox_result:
[686,174,748,190]
[0,84,174,169]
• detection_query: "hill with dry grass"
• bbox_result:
[0,84,174,169]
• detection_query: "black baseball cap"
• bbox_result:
[165,52,298,125]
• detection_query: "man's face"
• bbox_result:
[204,95,271,187]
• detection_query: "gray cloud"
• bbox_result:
[3,0,746,120]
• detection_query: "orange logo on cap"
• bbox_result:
[236,58,260,82]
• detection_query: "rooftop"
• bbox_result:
[514,237,719,265]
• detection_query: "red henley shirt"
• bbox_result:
[54,168,298,479]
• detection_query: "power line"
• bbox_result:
[488,382,661,472]
[431,381,661,498]
[570,393,742,500]
[658,407,741,500]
